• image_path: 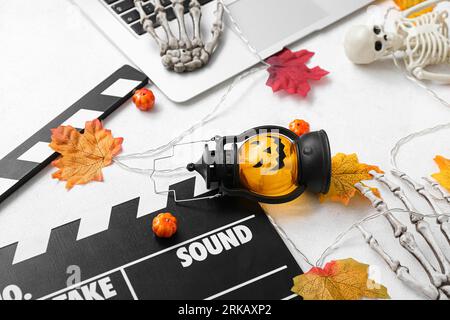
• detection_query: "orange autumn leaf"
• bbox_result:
[320,153,383,205]
[292,258,390,300]
[432,155,450,192]
[49,119,123,189]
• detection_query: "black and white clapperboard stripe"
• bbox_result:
[0,65,148,204]
[0,178,303,300]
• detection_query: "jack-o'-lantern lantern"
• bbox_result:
[187,126,331,204]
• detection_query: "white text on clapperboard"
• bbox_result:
[177,225,253,268]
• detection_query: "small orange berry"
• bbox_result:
[289,119,310,137]
[152,213,177,238]
[132,88,155,112]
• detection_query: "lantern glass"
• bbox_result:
[238,133,299,197]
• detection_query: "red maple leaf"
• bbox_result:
[266,48,329,97]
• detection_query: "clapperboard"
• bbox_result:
[0,65,148,204]
[0,178,302,300]
[0,65,302,300]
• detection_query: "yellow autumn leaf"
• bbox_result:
[49,119,123,189]
[432,155,450,192]
[394,0,434,18]
[292,258,390,300]
[320,153,384,205]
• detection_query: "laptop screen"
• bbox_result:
[226,0,328,52]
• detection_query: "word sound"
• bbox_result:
[176,225,253,268]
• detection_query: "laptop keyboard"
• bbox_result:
[103,0,214,36]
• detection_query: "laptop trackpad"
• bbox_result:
[227,0,328,52]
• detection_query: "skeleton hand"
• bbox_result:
[134,0,224,73]
[355,171,450,300]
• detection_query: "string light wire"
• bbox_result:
[114,0,270,171]
[390,122,450,170]
[114,1,450,269]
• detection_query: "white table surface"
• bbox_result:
[0,0,449,300]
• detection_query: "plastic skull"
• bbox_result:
[344,25,397,64]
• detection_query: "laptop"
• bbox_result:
[73,0,372,102]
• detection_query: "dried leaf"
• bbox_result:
[266,49,329,97]
[320,153,383,205]
[292,258,390,300]
[49,119,123,189]
[432,155,450,192]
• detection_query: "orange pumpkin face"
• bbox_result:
[238,133,299,197]
[152,213,177,238]
[132,88,155,112]
[289,119,310,137]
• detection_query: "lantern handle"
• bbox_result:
[149,139,224,203]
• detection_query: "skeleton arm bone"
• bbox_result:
[402,0,449,18]
[413,67,450,83]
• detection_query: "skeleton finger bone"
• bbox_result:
[134,0,168,54]
[423,177,450,204]
[356,183,448,288]
[205,2,224,55]
[155,0,178,49]
[391,170,444,216]
[189,0,203,47]
[357,225,443,300]
[371,171,450,280]
[392,170,450,245]
[356,183,406,237]
[172,0,192,49]
[370,171,421,222]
